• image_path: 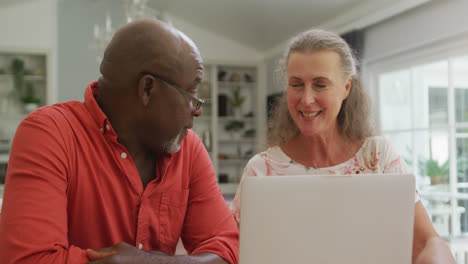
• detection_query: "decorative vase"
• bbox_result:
[231,130,241,140]
[24,103,39,114]
[233,107,242,118]
[430,176,442,185]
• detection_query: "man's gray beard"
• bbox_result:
[162,130,183,154]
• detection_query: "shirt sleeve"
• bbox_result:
[0,112,90,264]
[379,137,421,203]
[180,133,239,264]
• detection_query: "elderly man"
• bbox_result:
[0,19,238,264]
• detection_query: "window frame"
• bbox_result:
[364,34,468,236]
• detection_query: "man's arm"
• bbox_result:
[179,133,238,263]
[0,112,90,263]
[85,242,227,264]
[148,132,236,264]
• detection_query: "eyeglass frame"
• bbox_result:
[142,72,205,111]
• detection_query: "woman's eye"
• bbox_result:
[290,83,303,87]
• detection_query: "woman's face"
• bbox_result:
[286,50,351,138]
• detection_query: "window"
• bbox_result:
[371,52,468,237]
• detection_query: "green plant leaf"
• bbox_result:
[20,81,40,104]
[228,86,246,107]
[224,120,245,131]
[419,158,449,178]
[12,58,25,94]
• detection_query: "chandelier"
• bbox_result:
[89,0,169,63]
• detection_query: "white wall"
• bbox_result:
[167,14,260,64]
[0,0,57,105]
[0,0,55,50]
[57,0,123,102]
[56,1,261,102]
[364,0,468,63]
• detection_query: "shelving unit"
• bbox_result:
[0,74,46,81]
[0,51,48,187]
[218,158,251,166]
[0,154,8,163]
[218,138,256,144]
[193,63,263,194]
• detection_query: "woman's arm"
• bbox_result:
[412,201,455,264]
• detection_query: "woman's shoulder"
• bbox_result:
[356,135,405,171]
[242,146,296,176]
[246,146,288,165]
[359,136,393,153]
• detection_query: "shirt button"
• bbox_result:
[138,243,143,249]
[106,124,110,131]
[99,128,103,133]
[121,152,127,159]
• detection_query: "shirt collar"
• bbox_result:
[83,80,175,160]
[84,80,108,132]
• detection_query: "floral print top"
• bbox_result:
[230,136,419,223]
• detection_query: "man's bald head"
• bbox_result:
[95,19,204,156]
[99,19,200,88]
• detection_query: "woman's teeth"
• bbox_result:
[302,111,320,118]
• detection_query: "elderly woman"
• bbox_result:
[231,29,455,263]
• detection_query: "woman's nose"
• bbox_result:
[302,86,316,105]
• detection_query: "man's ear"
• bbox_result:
[138,75,155,107]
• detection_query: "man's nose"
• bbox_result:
[193,106,203,117]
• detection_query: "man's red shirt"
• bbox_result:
[0,81,239,264]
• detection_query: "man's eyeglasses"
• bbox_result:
[142,72,205,111]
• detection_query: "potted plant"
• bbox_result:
[11,58,25,99]
[21,82,40,114]
[228,86,245,118]
[224,120,244,139]
[419,158,449,185]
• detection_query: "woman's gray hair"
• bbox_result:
[267,29,374,147]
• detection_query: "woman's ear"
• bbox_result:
[138,75,155,106]
[343,77,352,99]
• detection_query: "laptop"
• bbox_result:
[239,174,415,264]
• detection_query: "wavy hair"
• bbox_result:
[267,29,374,147]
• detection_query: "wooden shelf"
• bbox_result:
[219,138,255,144]
[196,116,255,122]
[0,74,45,81]
[218,81,256,89]
[218,116,254,122]
[25,75,46,81]
[218,159,250,166]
